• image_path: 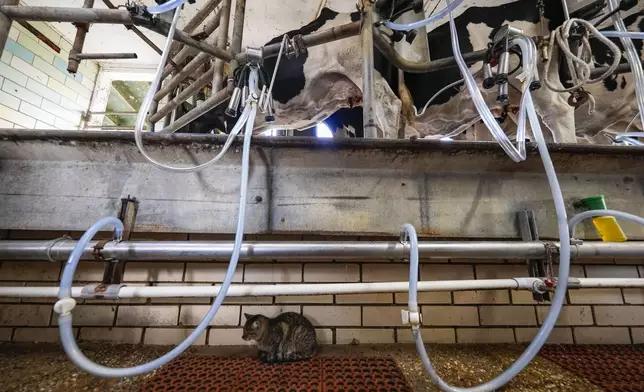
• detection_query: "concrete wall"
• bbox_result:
[0,21,98,129]
[0,231,642,346]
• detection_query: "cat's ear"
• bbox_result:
[244,313,252,319]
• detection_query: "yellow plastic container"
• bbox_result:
[580,195,628,242]
[591,216,628,242]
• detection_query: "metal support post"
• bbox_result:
[100,196,138,285]
[517,210,550,302]
[0,0,18,54]
[212,0,232,93]
[68,0,94,74]
[361,1,377,138]
[230,0,246,74]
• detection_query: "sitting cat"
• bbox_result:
[242,312,317,364]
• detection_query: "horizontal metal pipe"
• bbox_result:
[76,52,137,60]
[2,240,644,261]
[168,0,222,57]
[374,29,487,73]
[1,278,643,298]
[236,21,361,63]
[89,111,138,116]
[590,59,644,79]
[0,6,233,62]
[0,6,132,24]
[161,8,222,80]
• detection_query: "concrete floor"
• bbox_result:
[0,342,602,392]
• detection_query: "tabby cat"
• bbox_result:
[242,312,317,364]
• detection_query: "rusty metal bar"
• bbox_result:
[0,0,18,54]
[168,0,222,56]
[161,7,222,80]
[67,0,94,74]
[101,0,175,69]
[154,53,210,102]
[150,68,215,123]
[77,52,137,60]
[160,86,232,133]
[230,0,246,73]
[0,6,132,24]
[17,21,60,53]
[1,6,234,62]
[212,0,232,92]
[238,21,360,63]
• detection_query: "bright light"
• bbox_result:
[261,129,278,137]
[316,122,333,138]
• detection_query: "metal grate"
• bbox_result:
[540,345,644,392]
[140,356,412,392]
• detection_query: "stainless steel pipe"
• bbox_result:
[77,52,137,60]
[236,21,361,63]
[361,3,377,138]
[212,0,232,92]
[373,29,487,74]
[1,240,643,261]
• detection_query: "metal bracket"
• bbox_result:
[285,34,307,59]
[401,309,422,326]
[101,196,138,285]
[517,210,551,302]
[81,283,124,300]
[246,46,264,65]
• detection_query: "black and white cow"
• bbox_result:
[181,0,644,144]
[400,0,644,144]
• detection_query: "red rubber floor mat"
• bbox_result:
[140,356,413,392]
[540,345,644,392]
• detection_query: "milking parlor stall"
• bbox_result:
[1,0,644,390]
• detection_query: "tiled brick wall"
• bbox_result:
[0,20,98,129]
[0,231,642,345]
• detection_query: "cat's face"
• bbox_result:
[242,313,266,341]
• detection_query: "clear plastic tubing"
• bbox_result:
[56,39,260,378]
[410,91,571,392]
[408,2,571,391]
[445,0,528,162]
[615,132,644,146]
[569,209,644,238]
[607,0,644,129]
[383,0,464,31]
[56,96,257,377]
[133,7,251,173]
[147,0,187,15]
[601,31,644,39]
